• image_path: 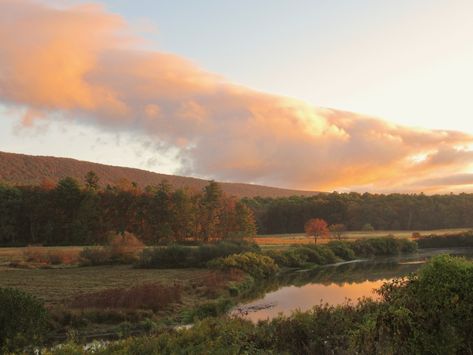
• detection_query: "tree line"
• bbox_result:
[242,192,473,234]
[0,172,256,246]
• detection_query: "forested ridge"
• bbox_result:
[0,151,316,198]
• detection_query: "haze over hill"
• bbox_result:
[0,151,318,198]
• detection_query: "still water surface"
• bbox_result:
[234,248,473,322]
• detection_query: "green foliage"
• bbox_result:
[416,230,473,248]
[326,241,356,260]
[361,223,375,231]
[246,192,473,234]
[183,298,235,322]
[359,255,473,354]
[79,246,111,266]
[351,237,417,256]
[138,240,260,268]
[266,245,338,268]
[210,252,279,278]
[0,287,48,352]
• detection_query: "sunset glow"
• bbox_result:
[1,0,473,192]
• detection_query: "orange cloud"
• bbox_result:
[1,0,473,192]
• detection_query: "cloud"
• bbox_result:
[1,0,473,192]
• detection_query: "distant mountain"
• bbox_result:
[0,151,318,198]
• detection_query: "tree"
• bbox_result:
[200,181,224,241]
[84,171,100,191]
[362,223,375,231]
[329,223,346,240]
[304,218,329,244]
[234,201,257,238]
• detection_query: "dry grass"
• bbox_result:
[22,246,80,265]
[254,228,472,248]
[70,283,183,311]
[0,264,231,307]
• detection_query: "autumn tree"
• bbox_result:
[329,223,346,240]
[199,181,223,241]
[304,218,329,244]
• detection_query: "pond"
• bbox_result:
[233,248,473,322]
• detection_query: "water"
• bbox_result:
[233,248,473,322]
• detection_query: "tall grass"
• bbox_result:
[70,283,182,311]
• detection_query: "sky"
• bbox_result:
[1,0,473,193]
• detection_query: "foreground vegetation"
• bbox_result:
[26,255,473,354]
[4,230,473,353]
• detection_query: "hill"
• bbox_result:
[0,151,318,198]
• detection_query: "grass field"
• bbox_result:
[0,265,217,306]
[254,228,471,248]
[0,228,469,304]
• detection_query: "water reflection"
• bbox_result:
[234,248,473,322]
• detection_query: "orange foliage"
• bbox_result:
[304,218,329,244]
[23,246,80,265]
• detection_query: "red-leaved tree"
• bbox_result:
[304,218,329,244]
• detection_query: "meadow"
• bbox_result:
[254,227,469,248]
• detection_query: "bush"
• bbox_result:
[138,240,260,269]
[139,245,191,268]
[79,232,144,266]
[361,223,375,231]
[108,232,144,263]
[266,245,339,268]
[416,231,473,248]
[326,241,356,260]
[304,244,339,265]
[79,246,111,266]
[23,246,79,265]
[351,237,417,257]
[211,252,279,278]
[0,288,48,352]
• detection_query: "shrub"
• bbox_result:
[70,283,182,311]
[22,246,79,265]
[326,241,356,260]
[79,246,111,266]
[211,252,279,278]
[416,231,473,248]
[351,237,417,257]
[266,245,339,268]
[0,288,48,352]
[297,244,338,265]
[361,223,375,231]
[138,240,260,269]
[360,255,473,354]
[108,232,144,263]
[79,232,144,266]
[184,298,235,321]
[139,245,192,268]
